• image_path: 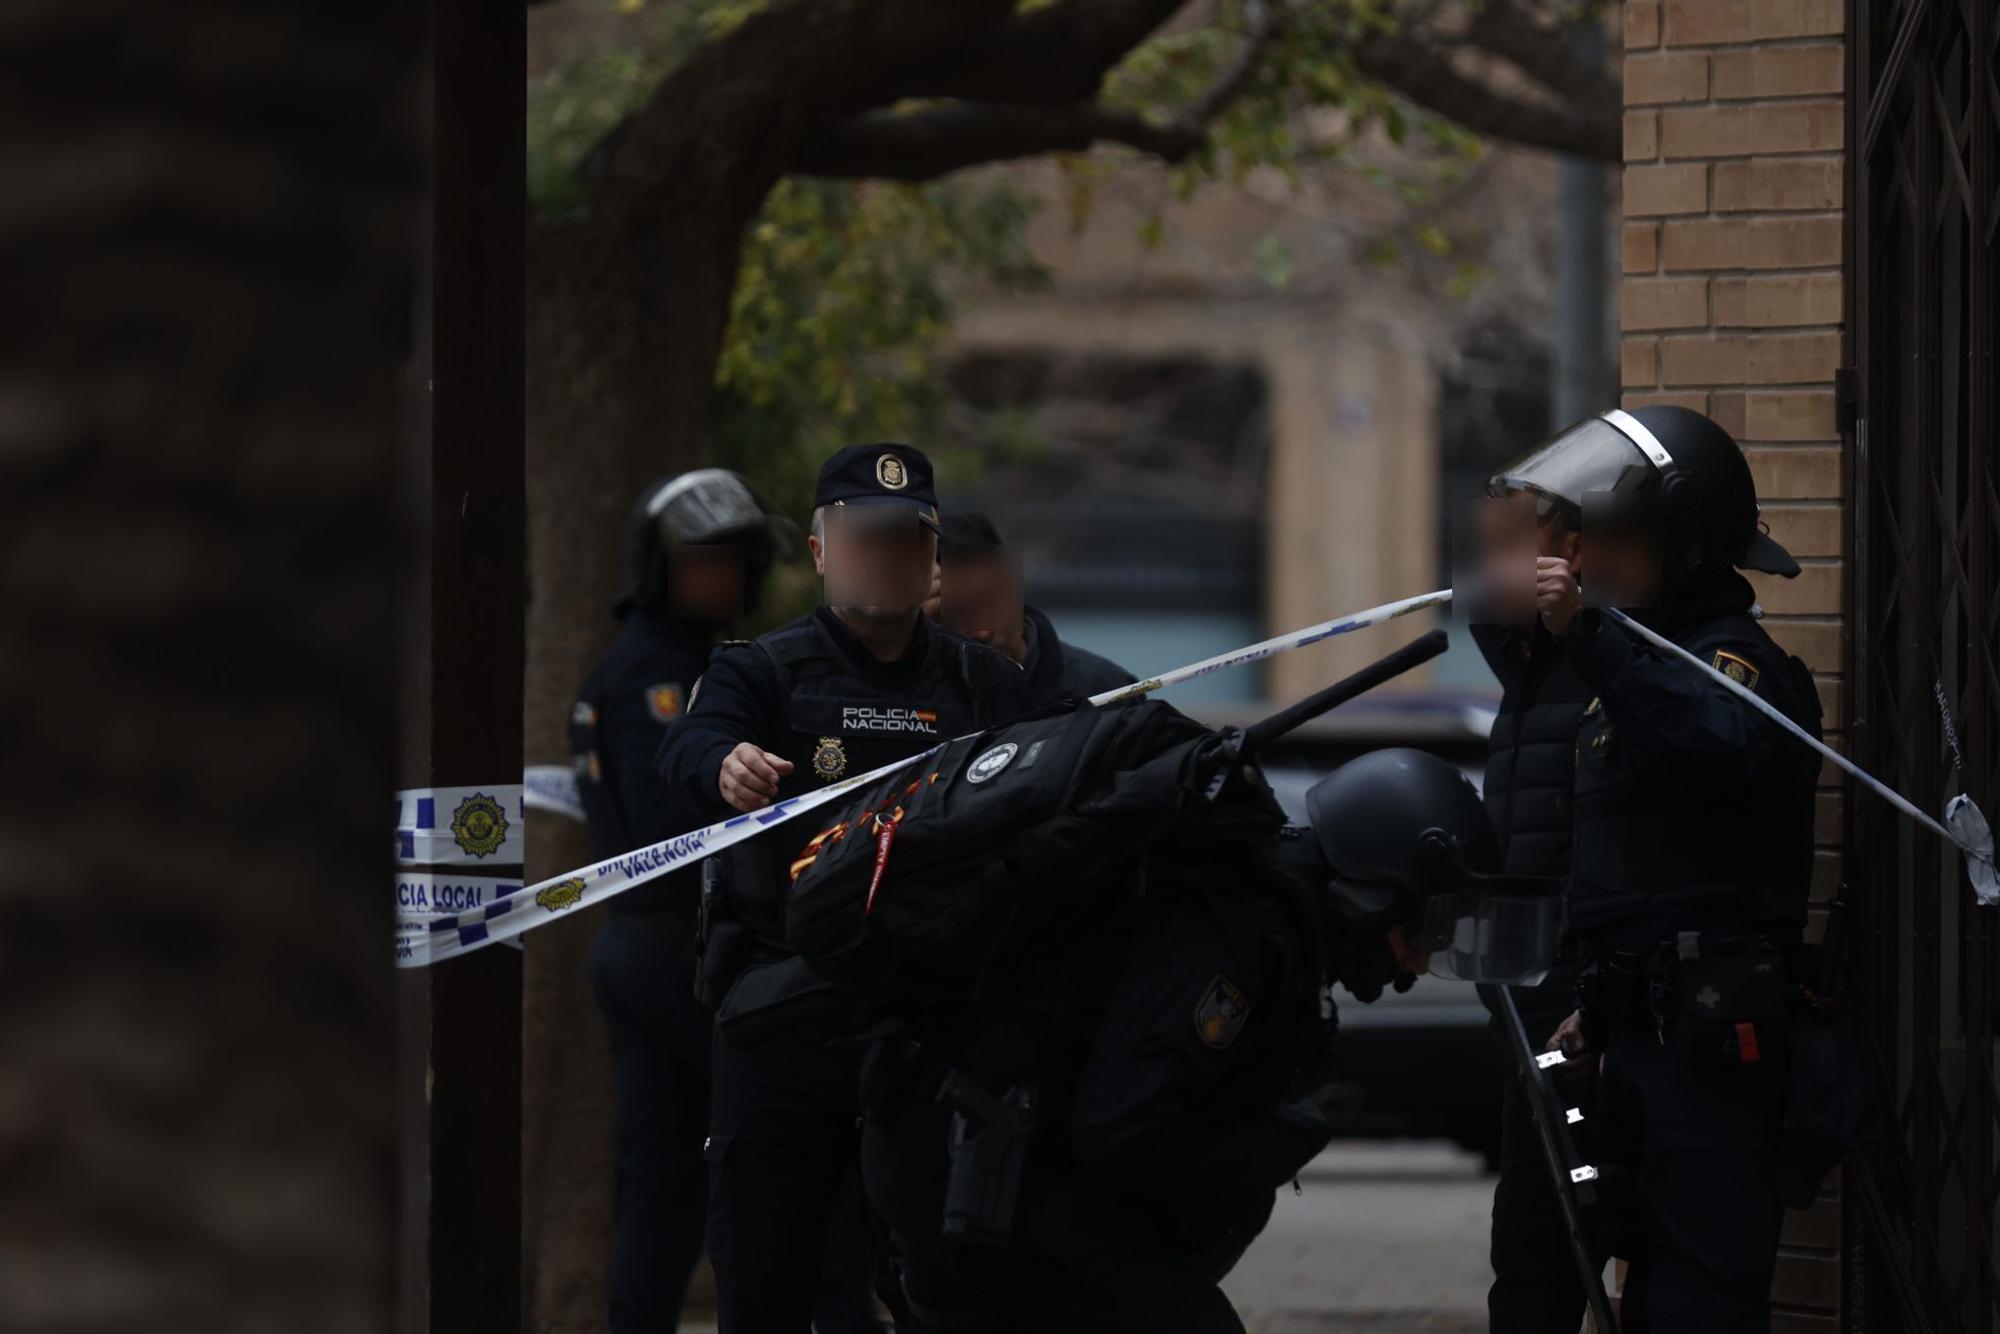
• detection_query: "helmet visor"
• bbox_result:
[1489,416,1660,513]
[1419,892,1560,985]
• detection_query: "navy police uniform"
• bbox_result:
[1471,620,1593,1334]
[656,444,1035,1334]
[1560,573,1820,1332]
[859,840,1333,1334]
[1021,604,1134,706]
[573,608,719,1334]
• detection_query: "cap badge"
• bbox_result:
[876,453,908,490]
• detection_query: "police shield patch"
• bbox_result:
[647,682,683,723]
[812,736,849,782]
[1710,650,1760,690]
[1194,975,1252,1049]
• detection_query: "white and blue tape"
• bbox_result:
[394,588,1456,969]
[395,784,525,866]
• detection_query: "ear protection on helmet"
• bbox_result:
[1601,408,1702,584]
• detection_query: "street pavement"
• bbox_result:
[680,1139,1498,1334]
[1222,1140,1495,1333]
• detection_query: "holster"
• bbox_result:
[937,1070,1037,1247]
[694,840,785,1010]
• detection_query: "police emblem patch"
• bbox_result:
[967,741,1018,784]
[1710,650,1760,690]
[535,876,586,913]
[647,682,683,723]
[875,453,908,490]
[571,700,597,727]
[1194,974,1252,1049]
[812,736,849,782]
[450,792,509,859]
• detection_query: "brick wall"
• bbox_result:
[1620,1,1846,1328]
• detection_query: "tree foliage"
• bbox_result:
[528,0,1602,508]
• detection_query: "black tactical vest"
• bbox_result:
[717,610,1029,951]
[757,612,1016,802]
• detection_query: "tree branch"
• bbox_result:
[797,1,1277,184]
[1350,31,1619,162]
[793,101,1209,181]
[1464,0,1621,109]
[898,0,1192,106]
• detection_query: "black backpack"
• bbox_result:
[781,698,1285,1007]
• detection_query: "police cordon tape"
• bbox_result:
[393,588,1456,968]
[1601,607,1999,906]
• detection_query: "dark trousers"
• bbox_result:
[860,1098,1245,1334]
[706,1026,886,1334]
[593,912,714,1334]
[1600,1024,1789,1333]
[1488,1005,1592,1334]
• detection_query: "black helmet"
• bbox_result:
[1489,405,1798,586]
[1304,748,1499,921]
[1305,748,1558,986]
[615,469,801,619]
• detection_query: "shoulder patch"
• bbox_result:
[1194,974,1252,1049]
[646,682,684,723]
[1710,650,1761,690]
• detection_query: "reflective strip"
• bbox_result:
[1600,407,1678,473]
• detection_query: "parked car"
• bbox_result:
[1190,692,1506,1164]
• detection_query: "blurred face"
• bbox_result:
[810,507,936,619]
[1576,524,1662,608]
[939,554,1028,665]
[1472,494,1544,626]
[1387,923,1430,977]
[922,560,942,623]
[666,544,747,621]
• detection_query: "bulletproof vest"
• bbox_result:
[763,616,1006,799]
[1567,611,1821,950]
[1482,636,1590,881]
[718,613,1018,953]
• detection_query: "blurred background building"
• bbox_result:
[938,146,1588,701]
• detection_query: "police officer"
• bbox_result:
[932,511,1136,705]
[858,749,1540,1333]
[657,444,1034,1334]
[1465,485,1595,1331]
[572,469,797,1333]
[1495,405,1821,1331]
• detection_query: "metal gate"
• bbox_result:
[1845,1,2000,1330]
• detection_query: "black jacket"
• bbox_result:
[1561,574,1821,954]
[570,609,712,911]
[1022,605,1137,707]
[1473,620,1591,1011]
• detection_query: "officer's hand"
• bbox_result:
[719,743,794,812]
[1536,555,1583,637]
[1547,1008,1590,1059]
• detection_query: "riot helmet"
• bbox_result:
[1305,748,1556,985]
[615,469,801,619]
[1489,405,1798,588]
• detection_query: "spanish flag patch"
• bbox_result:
[1710,650,1760,690]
